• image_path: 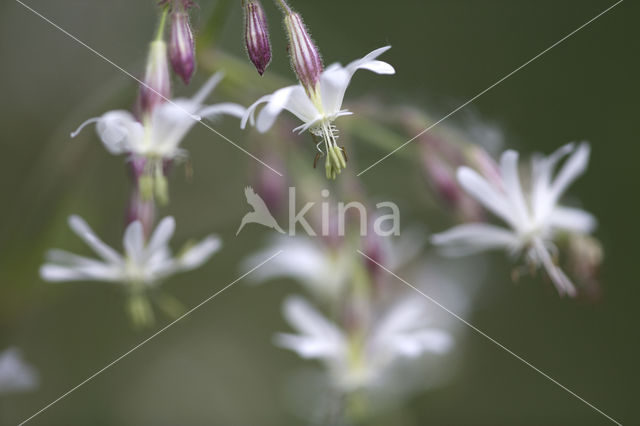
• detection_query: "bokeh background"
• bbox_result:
[1,0,638,424]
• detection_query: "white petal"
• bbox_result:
[548,206,597,234]
[274,333,341,359]
[549,142,590,205]
[431,223,520,256]
[499,150,530,226]
[532,238,577,297]
[390,329,454,358]
[95,111,143,154]
[345,46,395,75]
[123,221,145,265]
[241,94,271,129]
[280,296,344,357]
[39,263,122,282]
[198,102,246,120]
[179,235,222,270]
[256,85,319,132]
[190,72,224,105]
[457,167,518,228]
[68,216,123,264]
[147,217,176,255]
[0,349,38,394]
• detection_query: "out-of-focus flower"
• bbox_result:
[169,10,196,84]
[140,40,172,114]
[432,143,596,297]
[243,0,271,75]
[276,296,453,391]
[242,47,394,179]
[72,73,244,161]
[71,73,244,202]
[244,231,424,301]
[0,348,38,395]
[40,215,221,286]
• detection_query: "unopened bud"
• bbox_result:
[243,0,271,75]
[140,40,171,114]
[169,11,195,84]
[281,4,323,95]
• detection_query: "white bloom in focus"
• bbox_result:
[431,143,596,296]
[241,47,395,179]
[0,348,38,394]
[72,72,245,160]
[275,296,453,391]
[40,215,221,286]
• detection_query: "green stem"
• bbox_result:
[155,6,170,41]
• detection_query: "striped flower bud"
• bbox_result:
[140,40,171,115]
[280,3,323,95]
[243,0,271,75]
[169,11,196,84]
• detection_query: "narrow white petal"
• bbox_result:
[500,150,530,226]
[191,72,224,106]
[390,329,454,358]
[198,102,246,120]
[532,238,577,297]
[274,333,341,359]
[549,142,590,204]
[431,223,520,256]
[179,235,222,270]
[68,216,122,264]
[70,117,99,138]
[356,60,395,75]
[457,168,518,228]
[123,221,145,265]
[39,264,122,282]
[548,206,597,234]
[147,217,176,255]
[281,296,344,351]
[241,94,272,129]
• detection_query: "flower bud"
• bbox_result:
[169,11,196,84]
[243,0,271,75]
[281,5,323,95]
[140,40,171,115]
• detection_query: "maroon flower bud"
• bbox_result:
[243,0,271,75]
[169,11,196,84]
[279,2,323,95]
[140,40,171,115]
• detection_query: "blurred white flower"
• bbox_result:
[243,231,424,301]
[72,72,245,160]
[275,295,453,391]
[40,215,221,286]
[241,47,394,178]
[0,348,38,395]
[432,142,596,297]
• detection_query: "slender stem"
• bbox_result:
[155,6,170,41]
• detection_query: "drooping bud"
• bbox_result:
[169,11,196,84]
[140,40,171,115]
[243,0,271,75]
[279,2,323,96]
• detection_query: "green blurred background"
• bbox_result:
[0,0,638,424]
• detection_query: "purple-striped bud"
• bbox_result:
[243,0,271,76]
[281,6,323,95]
[169,11,195,84]
[140,40,171,115]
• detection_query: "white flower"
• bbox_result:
[40,215,221,286]
[72,72,245,160]
[0,348,38,395]
[241,46,395,179]
[431,142,596,297]
[275,295,453,391]
[243,231,424,301]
